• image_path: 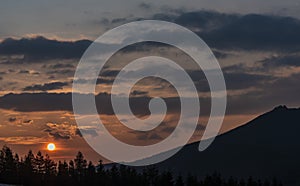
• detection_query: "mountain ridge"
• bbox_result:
[130,105,300,185]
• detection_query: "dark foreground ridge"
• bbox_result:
[144,105,300,186]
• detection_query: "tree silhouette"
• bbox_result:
[175,175,184,186]
[0,145,285,186]
[44,154,56,176]
[35,151,45,174]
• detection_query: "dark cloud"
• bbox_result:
[46,69,74,76]
[99,18,109,25]
[18,70,30,74]
[175,11,239,32]
[225,72,300,115]
[7,69,15,73]
[23,82,69,91]
[151,13,177,22]
[137,132,163,141]
[22,119,33,124]
[76,128,98,137]
[159,5,186,15]
[47,63,75,69]
[130,90,148,96]
[195,124,206,131]
[44,128,52,133]
[0,92,180,115]
[0,70,299,117]
[97,65,270,93]
[75,128,82,137]
[200,14,300,51]
[111,18,127,24]
[43,123,77,140]
[0,93,73,112]
[73,77,114,85]
[138,2,152,10]
[0,36,91,61]
[212,50,229,59]
[149,133,163,140]
[101,70,120,77]
[97,78,115,85]
[192,64,273,91]
[8,117,16,122]
[224,72,272,90]
[147,10,300,51]
[259,54,300,68]
[0,11,299,66]
[161,126,175,133]
[48,132,70,140]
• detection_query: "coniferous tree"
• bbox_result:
[110,164,120,186]
[159,171,174,186]
[0,146,17,183]
[35,151,45,174]
[22,150,35,185]
[0,145,286,186]
[68,160,75,178]
[58,160,69,176]
[86,161,95,185]
[96,160,106,185]
[44,154,56,176]
[74,151,87,178]
[175,175,184,186]
[186,174,198,186]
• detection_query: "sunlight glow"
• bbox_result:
[47,143,56,151]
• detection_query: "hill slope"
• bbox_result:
[142,106,300,185]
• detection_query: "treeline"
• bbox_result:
[0,145,282,186]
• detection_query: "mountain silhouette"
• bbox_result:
[133,105,300,185]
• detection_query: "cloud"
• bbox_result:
[0,93,73,112]
[0,92,180,115]
[18,70,30,74]
[23,82,69,91]
[22,119,33,124]
[0,11,299,66]
[0,67,299,117]
[98,67,271,92]
[130,90,148,96]
[138,2,152,10]
[0,136,45,145]
[46,63,75,69]
[137,132,163,141]
[76,128,98,137]
[259,53,300,68]
[73,77,114,85]
[44,122,78,140]
[0,36,91,61]
[48,132,71,140]
[224,72,272,90]
[8,117,16,122]
[174,10,239,32]
[144,10,300,51]
[200,14,300,51]
[46,69,74,76]
[111,18,128,24]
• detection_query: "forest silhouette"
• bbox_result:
[0,145,283,186]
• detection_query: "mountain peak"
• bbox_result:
[272,105,288,111]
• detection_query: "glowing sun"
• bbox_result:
[47,143,56,151]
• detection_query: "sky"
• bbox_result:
[0,0,300,163]
[1,0,300,40]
